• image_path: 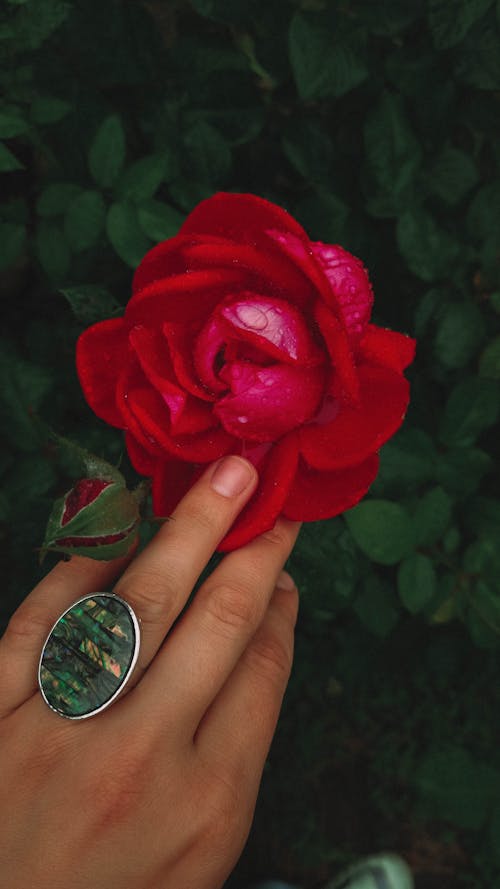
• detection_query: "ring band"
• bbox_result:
[38,593,141,720]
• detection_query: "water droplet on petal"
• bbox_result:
[349,285,357,295]
[234,304,268,331]
[237,415,249,424]
[263,377,274,387]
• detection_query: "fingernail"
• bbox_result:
[277,570,296,591]
[210,456,256,498]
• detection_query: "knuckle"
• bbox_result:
[246,631,294,684]
[202,583,259,638]
[178,501,222,539]
[82,741,151,831]
[259,522,294,552]
[5,603,51,648]
[116,568,174,625]
[195,769,246,852]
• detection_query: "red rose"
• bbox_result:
[77,193,415,551]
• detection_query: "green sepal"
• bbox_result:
[41,525,138,561]
[43,482,140,545]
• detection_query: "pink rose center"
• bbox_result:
[194,292,327,442]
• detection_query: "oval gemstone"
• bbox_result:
[38,593,140,719]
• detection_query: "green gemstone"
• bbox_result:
[39,593,139,719]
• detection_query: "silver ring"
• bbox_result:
[38,593,141,720]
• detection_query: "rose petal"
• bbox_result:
[115,361,164,455]
[282,454,380,521]
[314,299,360,404]
[265,229,339,315]
[128,386,234,462]
[125,432,158,476]
[312,242,374,342]
[129,325,187,423]
[132,233,211,294]
[182,239,316,310]
[180,192,311,245]
[218,433,300,551]
[76,318,129,427]
[127,268,244,328]
[215,361,326,442]
[358,324,416,372]
[299,364,410,470]
[220,293,324,366]
[193,315,231,394]
[163,322,216,402]
[152,459,201,517]
[180,192,336,310]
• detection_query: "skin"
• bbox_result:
[0,455,301,889]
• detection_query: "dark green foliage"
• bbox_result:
[1,1,500,886]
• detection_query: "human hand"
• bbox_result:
[0,456,300,889]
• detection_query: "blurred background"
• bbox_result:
[1,1,499,886]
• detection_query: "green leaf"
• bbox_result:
[282,120,335,185]
[414,288,442,336]
[0,222,26,270]
[354,577,400,637]
[415,746,500,829]
[455,18,500,89]
[364,92,421,205]
[116,153,169,202]
[0,142,23,172]
[465,497,500,538]
[398,554,436,614]
[372,428,436,495]
[60,285,122,325]
[182,120,231,185]
[137,200,183,242]
[64,190,106,252]
[37,183,81,217]
[467,179,500,242]
[0,339,54,451]
[433,301,486,368]
[428,0,493,49]
[479,335,500,378]
[88,114,126,188]
[106,201,151,267]
[3,455,56,506]
[413,486,453,546]
[464,536,500,578]
[35,221,71,281]
[289,12,368,101]
[436,447,493,496]
[30,96,71,124]
[0,107,30,138]
[188,0,254,26]
[168,180,212,213]
[345,500,416,565]
[295,188,349,244]
[397,208,460,282]
[467,582,500,648]
[294,192,350,244]
[349,0,424,36]
[428,147,479,205]
[12,0,71,51]
[439,376,500,446]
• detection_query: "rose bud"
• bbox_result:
[41,476,141,561]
